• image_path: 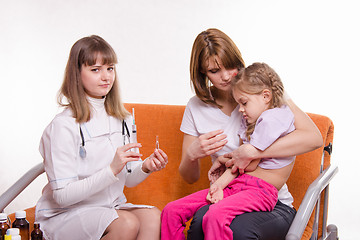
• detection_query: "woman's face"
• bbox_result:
[205,56,238,92]
[81,56,115,99]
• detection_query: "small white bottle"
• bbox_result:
[6,228,21,239]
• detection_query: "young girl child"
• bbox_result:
[35,35,168,240]
[161,62,296,240]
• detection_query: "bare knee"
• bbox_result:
[103,212,140,240]
[147,207,161,219]
[130,207,161,240]
[145,207,161,229]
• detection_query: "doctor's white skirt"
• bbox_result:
[41,204,153,240]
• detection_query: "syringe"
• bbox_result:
[131,108,139,153]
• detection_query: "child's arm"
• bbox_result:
[207,152,261,204]
[206,168,237,204]
[208,156,228,183]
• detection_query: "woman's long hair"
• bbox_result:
[190,28,245,107]
[58,35,129,123]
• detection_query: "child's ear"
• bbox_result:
[262,89,272,104]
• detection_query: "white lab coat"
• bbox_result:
[35,97,151,240]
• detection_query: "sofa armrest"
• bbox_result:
[285,164,338,240]
[0,163,44,212]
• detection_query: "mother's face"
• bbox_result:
[205,56,238,92]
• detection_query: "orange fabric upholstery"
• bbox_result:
[9,104,333,240]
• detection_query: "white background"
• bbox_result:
[0,0,358,239]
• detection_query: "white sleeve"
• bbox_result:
[180,97,199,136]
[125,160,150,188]
[40,114,80,190]
[250,106,295,151]
[53,166,118,207]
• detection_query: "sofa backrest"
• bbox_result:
[123,103,213,209]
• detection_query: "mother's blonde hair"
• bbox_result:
[58,35,129,123]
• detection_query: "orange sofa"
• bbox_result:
[5,103,335,239]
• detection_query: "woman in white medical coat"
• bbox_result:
[35,35,168,240]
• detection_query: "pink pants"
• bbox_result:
[161,174,278,240]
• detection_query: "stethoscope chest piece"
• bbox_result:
[79,145,87,159]
[79,126,87,159]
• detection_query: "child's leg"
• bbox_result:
[202,175,278,240]
[161,188,210,240]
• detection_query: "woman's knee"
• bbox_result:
[142,207,161,230]
[147,207,161,219]
[105,211,140,238]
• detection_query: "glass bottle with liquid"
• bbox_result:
[12,210,29,240]
[31,222,43,240]
[0,213,10,240]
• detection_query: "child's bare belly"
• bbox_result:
[246,162,295,190]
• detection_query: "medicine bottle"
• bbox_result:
[12,210,29,240]
[31,222,43,240]
[6,228,21,239]
[0,213,10,240]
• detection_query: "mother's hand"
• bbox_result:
[186,130,227,162]
[224,144,259,174]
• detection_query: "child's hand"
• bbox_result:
[206,184,224,204]
[208,158,227,183]
[142,149,168,173]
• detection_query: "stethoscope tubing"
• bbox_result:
[79,120,132,172]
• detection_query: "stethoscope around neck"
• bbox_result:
[79,120,132,172]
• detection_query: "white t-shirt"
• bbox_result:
[180,96,294,207]
[35,97,151,240]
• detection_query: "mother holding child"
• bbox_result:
[161,28,323,240]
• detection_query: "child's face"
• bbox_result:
[81,56,115,99]
[233,89,270,124]
[205,56,238,92]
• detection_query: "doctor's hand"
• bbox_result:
[186,130,227,162]
[110,143,142,175]
[142,149,168,173]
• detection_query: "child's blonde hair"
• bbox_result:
[232,62,286,139]
[58,35,129,123]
